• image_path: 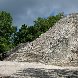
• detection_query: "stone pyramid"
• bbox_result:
[6,13,78,66]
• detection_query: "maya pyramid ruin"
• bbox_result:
[5,13,78,66]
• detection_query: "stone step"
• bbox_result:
[11,68,78,78]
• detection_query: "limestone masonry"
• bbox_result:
[6,13,78,66]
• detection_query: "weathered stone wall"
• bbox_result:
[5,13,78,66]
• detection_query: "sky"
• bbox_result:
[0,0,78,28]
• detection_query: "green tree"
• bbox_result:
[47,12,64,27]
[14,24,29,44]
[0,11,16,54]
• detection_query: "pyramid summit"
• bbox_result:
[6,13,78,66]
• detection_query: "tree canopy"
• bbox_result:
[0,11,16,54]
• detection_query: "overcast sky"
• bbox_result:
[0,0,78,28]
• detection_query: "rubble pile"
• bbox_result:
[6,13,78,66]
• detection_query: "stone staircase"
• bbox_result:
[0,61,78,78]
[11,68,78,78]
